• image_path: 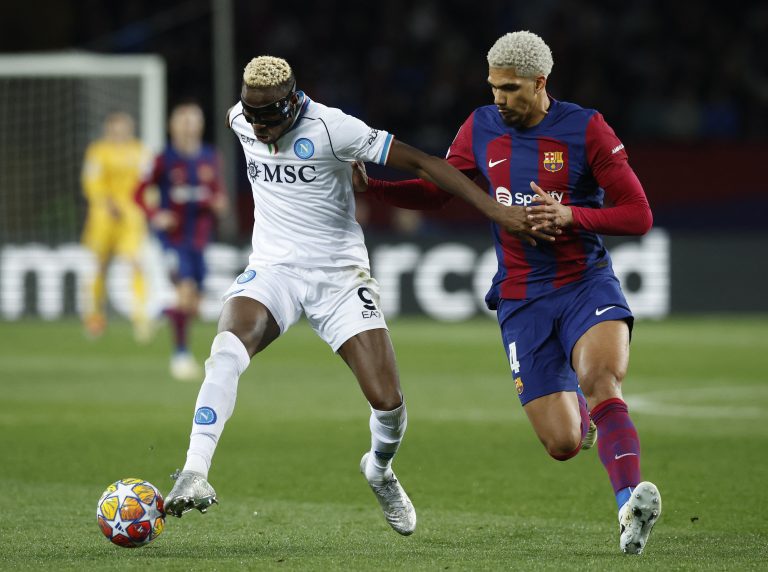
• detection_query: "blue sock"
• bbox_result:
[616,486,634,510]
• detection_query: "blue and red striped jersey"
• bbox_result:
[137,144,224,251]
[446,97,640,308]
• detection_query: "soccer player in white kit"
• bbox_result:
[165,56,537,535]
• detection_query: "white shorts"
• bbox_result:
[222,264,388,352]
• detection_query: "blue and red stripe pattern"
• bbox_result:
[138,144,224,251]
[447,98,626,308]
[591,397,641,494]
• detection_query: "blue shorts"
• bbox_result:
[166,246,206,288]
[497,275,634,406]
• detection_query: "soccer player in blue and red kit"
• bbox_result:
[136,101,227,381]
[354,31,662,555]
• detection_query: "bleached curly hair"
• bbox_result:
[487,31,554,78]
[243,56,294,89]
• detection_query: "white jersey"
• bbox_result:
[228,93,394,269]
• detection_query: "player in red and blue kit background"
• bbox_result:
[136,101,227,381]
[354,31,661,555]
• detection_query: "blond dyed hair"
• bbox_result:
[487,31,554,78]
[243,56,294,89]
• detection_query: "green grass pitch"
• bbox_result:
[1,316,766,570]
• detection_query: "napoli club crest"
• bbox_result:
[236,269,256,284]
[194,407,217,425]
[542,151,564,173]
[294,138,315,160]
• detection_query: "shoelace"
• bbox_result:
[373,480,407,512]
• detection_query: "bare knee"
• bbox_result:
[222,314,259,345]
[338,329,402,411]
[218,297,279,356]
[543,430,582,461]
[362,364,402,411]
[220,318,270,357]
[368,390,403,412]
[579,366,626,405]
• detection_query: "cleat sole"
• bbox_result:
[619,481,662,555]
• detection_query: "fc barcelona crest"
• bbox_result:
[543,151,564,173]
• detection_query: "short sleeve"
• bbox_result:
[327,112,393,165]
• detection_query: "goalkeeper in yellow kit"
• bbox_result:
[81,112,152,340]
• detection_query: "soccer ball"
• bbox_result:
[96,478,166,548]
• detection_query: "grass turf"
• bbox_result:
[0,316,766,570]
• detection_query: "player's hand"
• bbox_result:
[106,198,121,220]
[151,210,178,231]
[211,193,228,216]
[495,204,558,246]
[526,181,572,233]
[351,161,368,193]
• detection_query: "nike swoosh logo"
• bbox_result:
[595,305,617,316]
[488,158,507,168]
[614,452,637,460]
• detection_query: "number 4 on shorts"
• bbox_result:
[508,341,521,374]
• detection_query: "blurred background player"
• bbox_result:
[81,111,151,341]
[356,31,662,555]
[136,101,227,381]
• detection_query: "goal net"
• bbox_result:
[0,52,166,319]
[0,52,165,244]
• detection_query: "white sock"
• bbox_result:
[183,331,250,477]
[365,401,407,483]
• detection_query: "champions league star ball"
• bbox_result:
[96,478,165,548]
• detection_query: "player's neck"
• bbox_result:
[173,138,201,157]
[523,93,551,129]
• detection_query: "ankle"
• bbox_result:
[364,454,393,483]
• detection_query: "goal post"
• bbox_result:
[0,52,166,245]
[0,51,166,152]
[0,52,167,319]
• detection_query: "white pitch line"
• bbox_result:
[626,385,768,419]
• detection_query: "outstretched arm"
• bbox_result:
[383,140,556,245]
[352,161,452,210]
